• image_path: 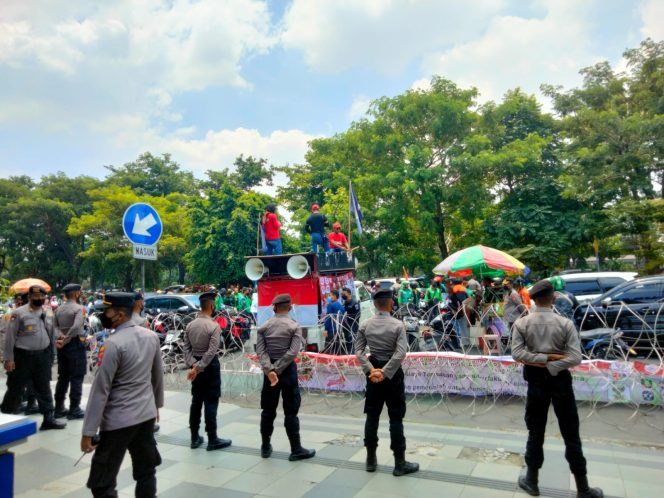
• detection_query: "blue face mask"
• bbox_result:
[326,296,332,304]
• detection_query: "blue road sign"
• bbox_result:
[122,203,163,246]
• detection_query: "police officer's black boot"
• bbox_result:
[287,434,315,461]
[574,474,603,498]
[518,467,540,496]
[67,405,85,420]
[260,434,273,458]
[25,398,40,415]
[190,429,204,449]
[392,450,418,476]
[54,402,68,419]
[40,412,67,431]
[206,432,232,451]
[365,446,377,472]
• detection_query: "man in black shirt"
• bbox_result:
[341,287,360,354]
[305,204,330,253]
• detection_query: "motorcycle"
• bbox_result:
[214,308,251,351]
[422,302,458,352]
[579,328,636,360]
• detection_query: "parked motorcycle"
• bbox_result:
[579,328,636,360]
[422,303,458,352]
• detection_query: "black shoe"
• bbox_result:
[577,488,603,498]
[54,406,68,418]
[366,447,377,472]
[261,444,273,458]
[518,475,540,496]
[67,407,85,420]
[206,437,232,451]
[191,436,204,449]
[153,423,160,433]
[289,447,316,461]
[393,460,419,476]
[25,403,40,415]
[13,402,28,414]
[40,417,66,431]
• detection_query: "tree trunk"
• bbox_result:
[434,201,448,259]
[178,263,186,284]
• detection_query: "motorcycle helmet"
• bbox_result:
[549,276,565,292]
[433,276,443,283]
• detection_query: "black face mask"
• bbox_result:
[31,299,45,308]
[100,313,115,329]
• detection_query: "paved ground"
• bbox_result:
[4,381,664,498]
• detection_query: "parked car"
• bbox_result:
[574,276,664,357]
[561,272,637,304]
[144,294,201,314]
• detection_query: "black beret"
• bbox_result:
[272,294,292,305]
[101,292,135,309]
[199,291,217,302]
[372,288,392,300]
[28,285,46,295]
[529,279,554,299]
[63,283,82,293]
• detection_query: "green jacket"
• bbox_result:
[425,286,442,303]
[398,288,413,305]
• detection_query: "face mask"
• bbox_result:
[31,299,45,307]
[326,296,332,304]
[100,312,115,329]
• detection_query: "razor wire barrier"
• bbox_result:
[69,301,664,432]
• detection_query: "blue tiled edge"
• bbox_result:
[0,419,37,448]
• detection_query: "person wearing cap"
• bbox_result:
[305,203,330,253]
[256,293,315,461]
[355,288,419,476]
[512,280,602,498]
[82,292,164,498]
[262,203,283,255]
[132,292,149,328]
[1,285,65,430]
[183,291,232,451]
[53,283,87,420]
[328,222,350,252]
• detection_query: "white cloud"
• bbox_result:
[640,0,664,40]
[281,0,507,74]
[348,95,372,121]
[419,0,603,103]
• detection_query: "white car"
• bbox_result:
[560,271,638,304]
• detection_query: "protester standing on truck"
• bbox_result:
[305,203,330,253]
[262,203,283,256]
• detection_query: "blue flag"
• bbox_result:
[349,182,364,235]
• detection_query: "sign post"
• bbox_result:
[122,203,163,292]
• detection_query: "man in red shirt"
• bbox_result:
[328,223,349,252]
[261,204,282,255]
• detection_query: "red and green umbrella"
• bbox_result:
[433,245,525,277]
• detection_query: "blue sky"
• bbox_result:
[0,0,661,182]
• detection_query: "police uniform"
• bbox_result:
[511,280,602,498]
[1,285,65,430]
[183,291,231,450]
[355,289,418,476]
[83,292,164,498]
[54,283,87,419]
[342,291,361,354]
[256,294,315,461]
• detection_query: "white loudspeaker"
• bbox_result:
[245,258,266,281]
[287,255,310,279]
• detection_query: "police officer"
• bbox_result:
[355,289,418,477]
[183,291,232,451]
[1,285,65,430]
[341,286,360,354]
[82,292,164,498]
[54,283,87,420]
[512,280,602,498]
[256,294,315,461]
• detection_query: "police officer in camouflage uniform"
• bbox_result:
[183,291,232,451]
[355,288,418,476]
[512,279,603,498]
[256,294,315,461]
[1,285,65,430]
[54,283,87,420]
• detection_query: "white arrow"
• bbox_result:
[132,213,158,236]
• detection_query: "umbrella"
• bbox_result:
[10,278,52,294]
[433,245,525,277]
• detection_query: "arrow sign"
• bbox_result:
[122,203,163,246]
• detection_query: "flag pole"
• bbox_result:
[256,215,260,255]
[348,181,352,249]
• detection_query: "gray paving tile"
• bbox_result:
[160,482,253,498]
[317,468,375,489]
[316,444,365,460]
[302,484,359,498]
[15,448,80,493]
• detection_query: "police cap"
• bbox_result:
[528,279,554,300]
[101,292,135,309]
[28,285,47,295]
[63,283,82,293]
[272,294,292,306]
[372,288,392,300]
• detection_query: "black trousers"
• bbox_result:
[363,359,406,452]
[54,339,87,408]
[0,347,54,415]
[87,419,161,498]
[260,362,300,438]
[189,355,221,436]
[523,366,587,475]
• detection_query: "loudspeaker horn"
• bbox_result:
[245,258,266,281]
[287,255,310,279]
